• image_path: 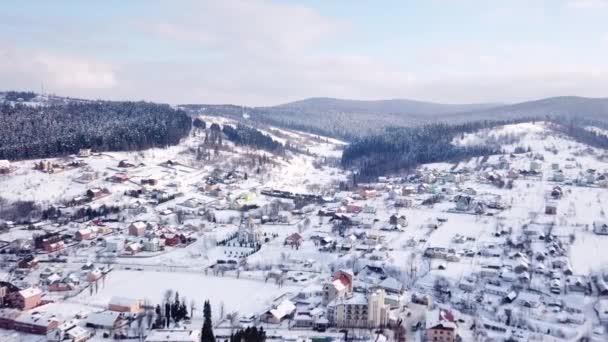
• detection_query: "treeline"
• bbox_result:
[341,120,533,180]
[551,117,608,149]
[222,124,284,154]
[0,101,192,160]
[2,91,37,102]
[230,327,266,342]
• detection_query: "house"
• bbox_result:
[86,311,124,330]
[402,186,416,196]
[125,242,142,255]
[8,287,43,310]
[359,189,377,199]
[0,160,11,174]
[530,160,542,171]
[566,276,590,293]
[454,195,474,211]
[346,204,362,214]
[48,320,90,342]
[323,270,354,303]
[327,289,389,328]
[77,148,91,157]
[162,233,181,247]
[397,216,408,228]
[108,296,142,313]
[34,232,62,250]
[0,308,20,330]
[484,284,511,297]
[425,309,458,342]
[86,269,103,282]
[260,299,296,324]
[13,311,60,335]
[293,314,314,328]
[118,160,135,168]
[109,173,130,183]
[17,255,39,270]
[515,292,541,308]
[593,221,608,235]
[105,237,125,253]
[141,178,158,186]
[44,241,65,253]
[551,186,563,199]
[552,171,565,182]
[49,282,74,292]
[146,329,201,342]
[76,228,95,241]
[284,233,303,248]
[594,275,608,296]
[389,214,398,226]
[129,221,147,237]
[394,196,412,208]
[376,277,403,295]
[143,238,163,252]
[86,188,106,200]
[596,299,608,324]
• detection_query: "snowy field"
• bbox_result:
[73,270,300,318]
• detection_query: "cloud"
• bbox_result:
[0,46,116,93]
[0,0,607,105]
[139,0,347,56]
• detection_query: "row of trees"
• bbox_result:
[0,100,192,160]
[156,291,191,328]
[552,117,608,149]
[222,124,284,154]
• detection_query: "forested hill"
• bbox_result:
[341,120,516,180]
[0,101,192,160]
[181,96,608,141]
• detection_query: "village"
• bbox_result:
[1,121,608,342]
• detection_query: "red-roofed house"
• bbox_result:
[426,308,458,342]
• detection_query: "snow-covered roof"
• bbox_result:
[131,221,147,229]
[15,311,58,326]
[329,293,367,307]
[86,311,121,327]
[331,279,346,292]
[378,277,403,292]
[19,287,42,298]
[426,308,457,330]
[67,326,89,339]
[269,300,296,320]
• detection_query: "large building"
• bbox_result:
[326,289,390,328]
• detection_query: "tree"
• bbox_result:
[201,300,215,342]
[230,326,266,342]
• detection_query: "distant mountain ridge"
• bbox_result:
[182,95,608,140]
[275,97,502,116]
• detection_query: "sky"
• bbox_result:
[0,0,607,106]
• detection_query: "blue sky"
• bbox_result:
[0,0,607,105]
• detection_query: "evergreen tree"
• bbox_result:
[201,300,215,342]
